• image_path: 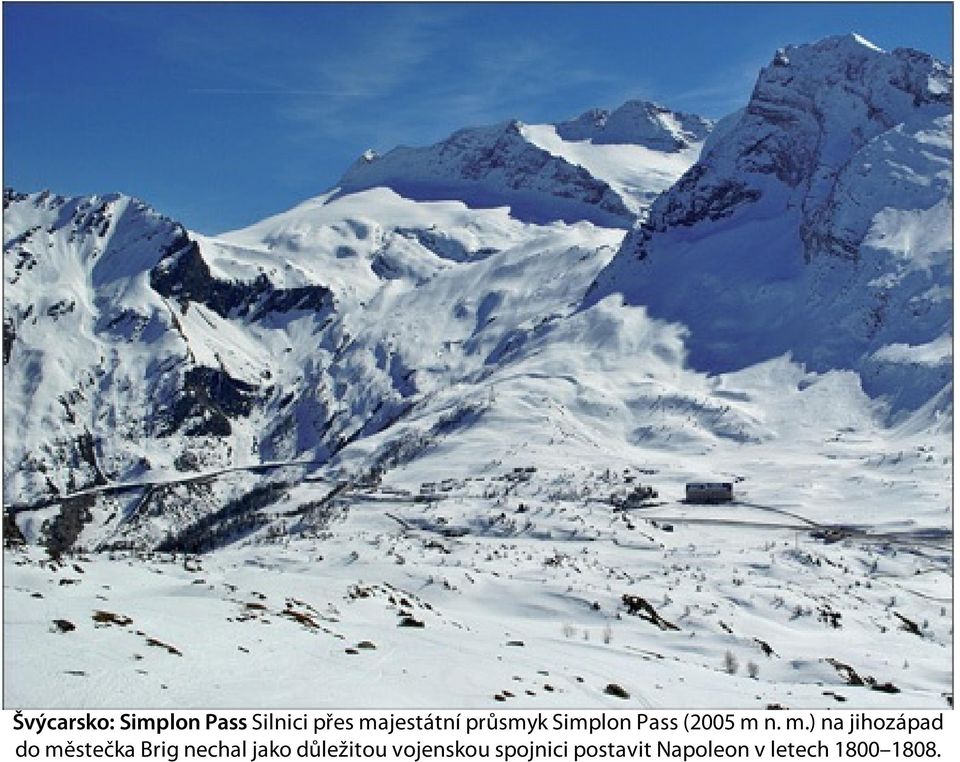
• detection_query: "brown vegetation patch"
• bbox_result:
[280,609,319,629]
[92,610,133,627]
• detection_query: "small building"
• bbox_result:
[611,483,658,509]
[685,482,734,503]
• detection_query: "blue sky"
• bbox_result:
[3,2,953,233]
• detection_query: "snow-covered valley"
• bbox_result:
[3,34,952,708]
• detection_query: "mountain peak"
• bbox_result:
[807,32,884,53]
[587,35,952,409]
[762,33,950,109]
[336,118,634,227]
[647,32,953,228]
[770,33,884,69]
[556,99,712,150]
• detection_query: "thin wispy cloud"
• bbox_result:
[188,88,342,96]
[7,1,950,234]
[152,5,643,152]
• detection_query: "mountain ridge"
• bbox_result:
[4,33,953,711]
[3,32,951,533]
[586,34,952,413]
[555,99,713,150]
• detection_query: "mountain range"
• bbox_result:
[3,34,953,708]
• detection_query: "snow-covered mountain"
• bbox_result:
[588,34,952,412]
[3,184,625,531]
[4,189,339,506]
[337,120,634,227]
[337,107,710,224]
[3,96,711,513]
[555,99,713,150]
[3,35,953,709]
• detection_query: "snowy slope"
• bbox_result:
[3,184,623,520]
[3,96,711,512]
[520,122,703,218]
[3,189,341,509]
[2,35,953,709]
[588,35,952,413]
[521,100,712,216]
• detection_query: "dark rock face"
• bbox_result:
[41,494,95,556]
[889,47,953,107]
[3,187,30,207]
[645,164,763,232]
[150,233,333,321]
[76,430,107,486]
[3,317,15,364]
[161,366,260,437]
[144,228,336,441]
[554,108,609,141]
[393,226,497,263]
[3,511,27,547]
